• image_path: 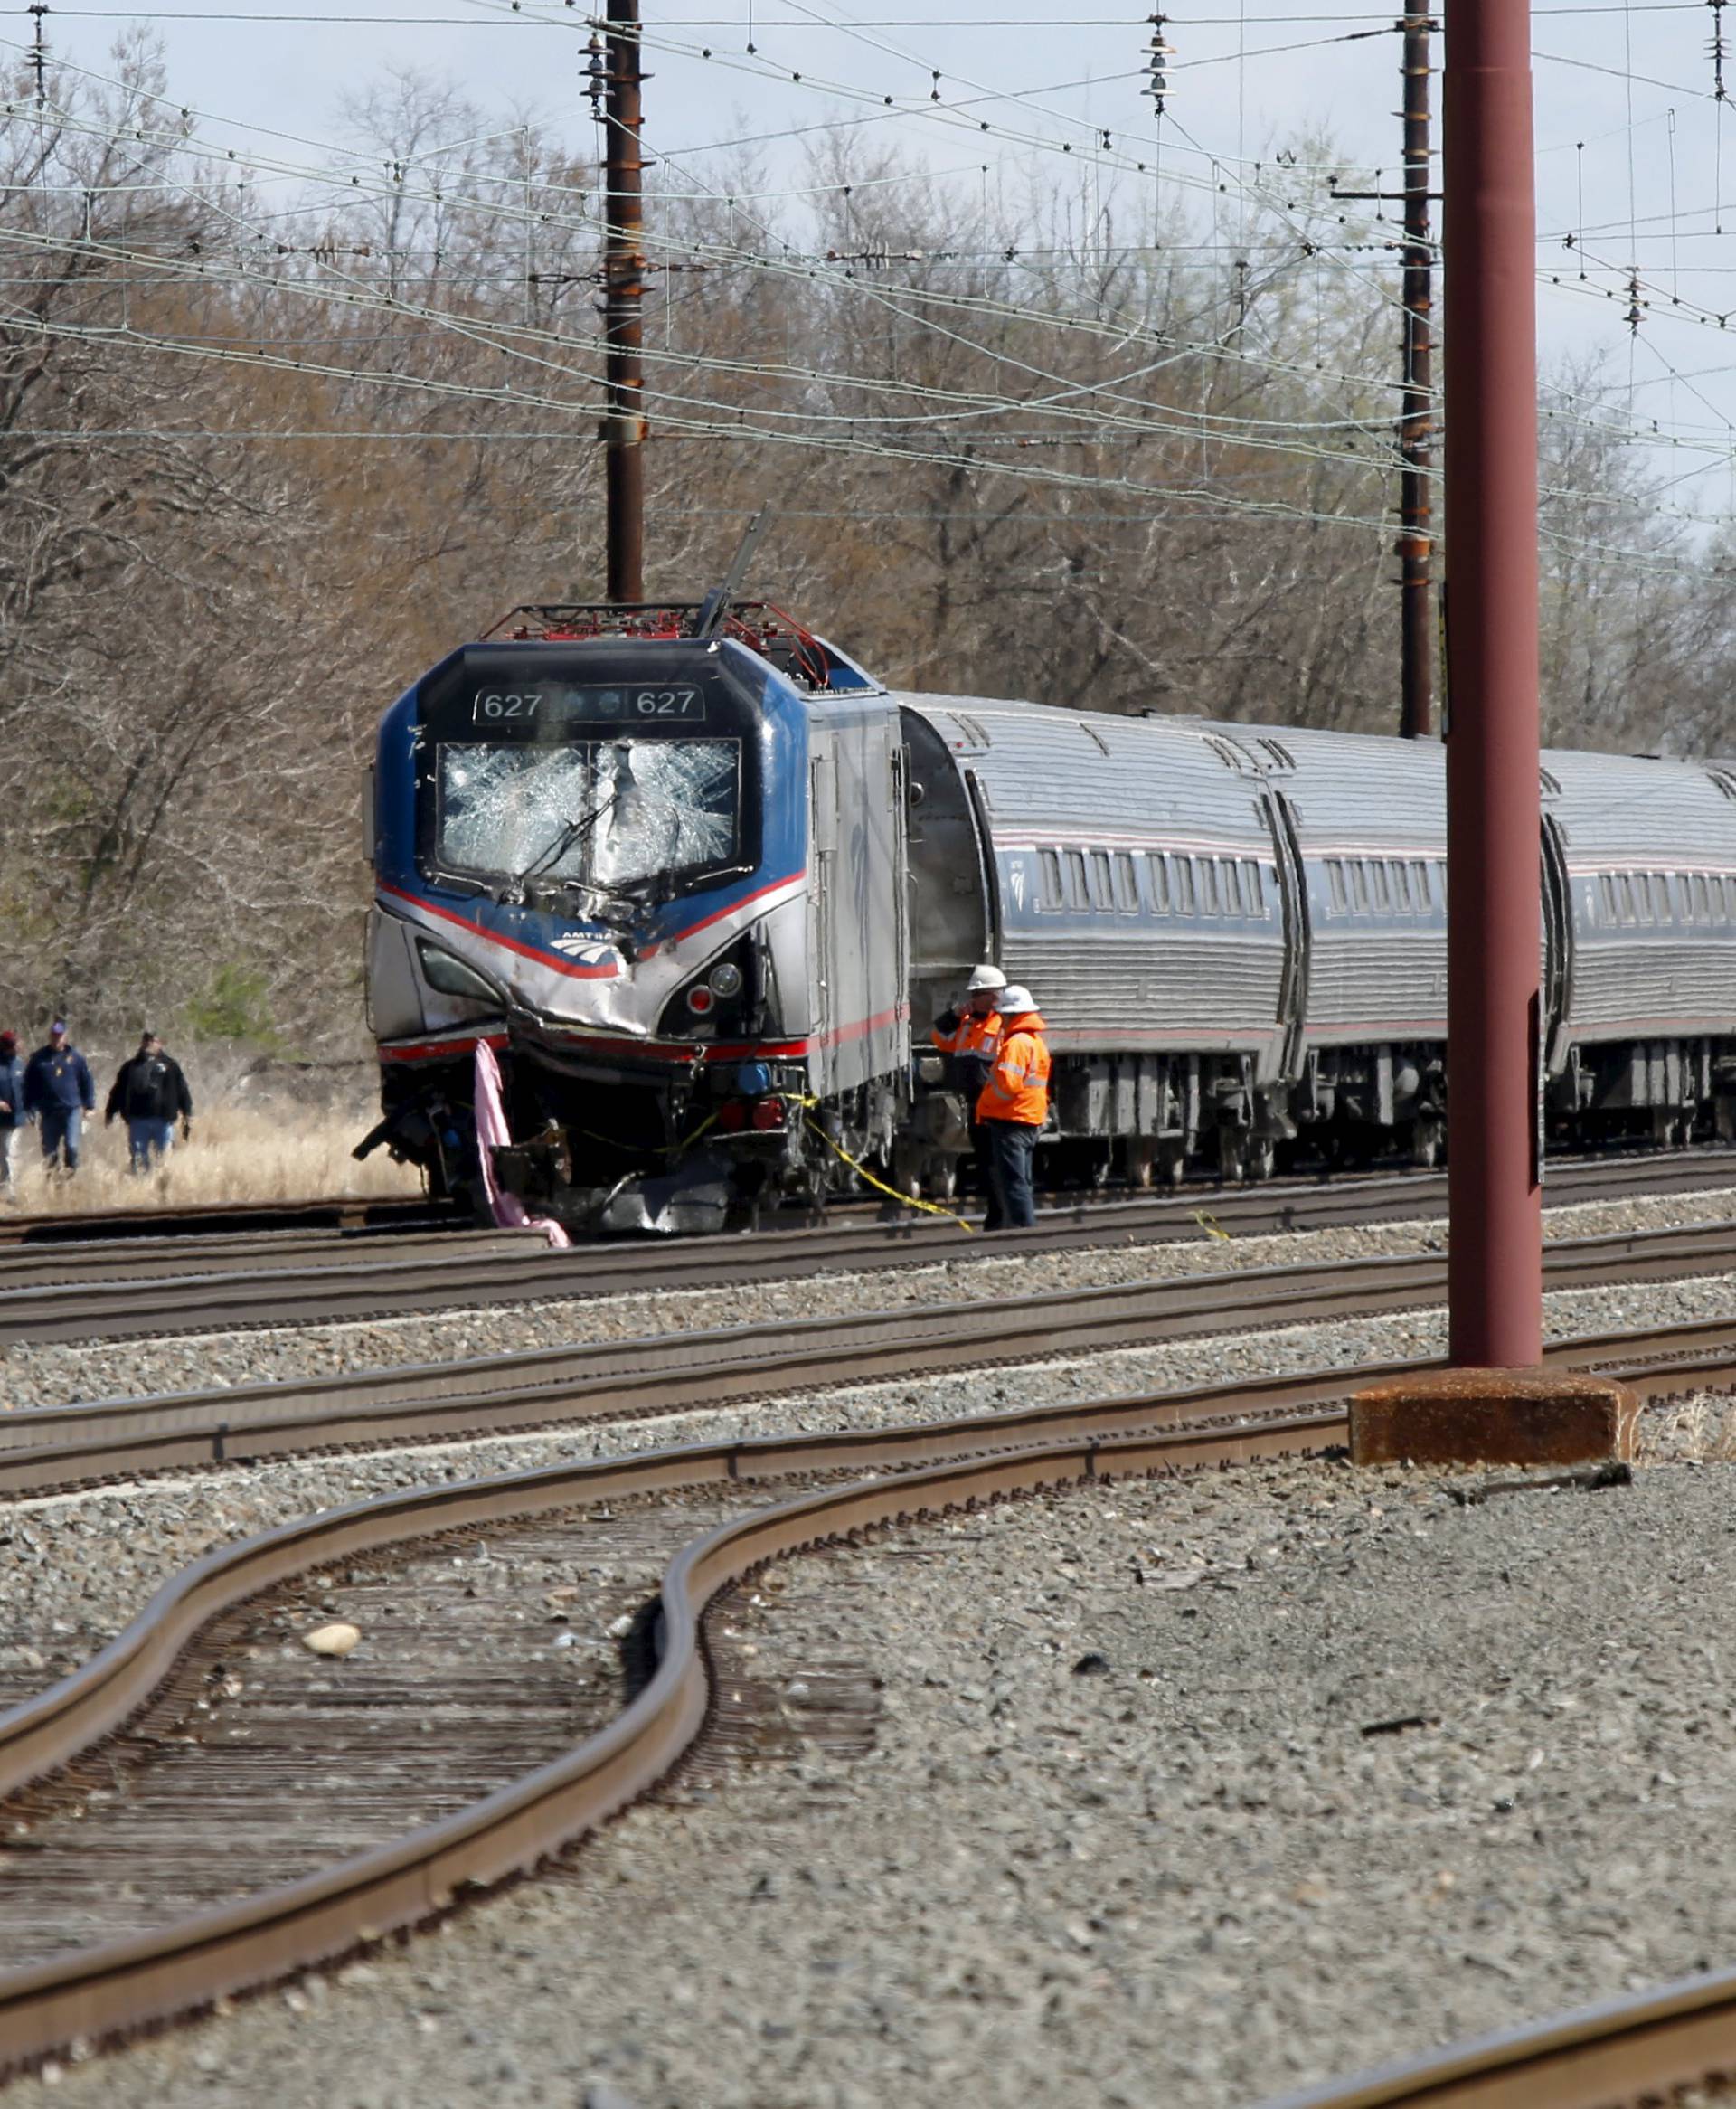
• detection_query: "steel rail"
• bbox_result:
[0,1196,450,1248]
[1,1276,1735,2076]
[5,1149,1736,1348]
[0,1388,1352,2068]
[0,1291,1734,2077]
[0,1140,1731,1272]
[3,1218,1735,1490]
[1260,1962,1736,2106]
[0,1225,533,1292]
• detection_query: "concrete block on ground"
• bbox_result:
[1350,1367,1638,1469]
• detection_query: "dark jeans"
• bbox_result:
[984,1119,1038,1230]
[970,1122,1002,1230]
[39,1105,82,1172]
[127,1116,175,1172]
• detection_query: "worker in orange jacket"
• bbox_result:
[976,984,1050,1230]
[932,962,1006,1222]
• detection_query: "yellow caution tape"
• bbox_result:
[1192,1208,1232,1242]
[801,1113,975,1234]
[576,1088,973,1232]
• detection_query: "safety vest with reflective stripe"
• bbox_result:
[976,1010,1050,1126]
[930,1008,1002,1062]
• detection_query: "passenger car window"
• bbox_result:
[1694,873,1711,919]
[1114,853,1139,912]
[1370,861,1391,911]
[1064,849,1088,910]
[1090,849,1113,909]
[1146,852,1170,912]
[1198,859,1220,914]
[1174,856,1196,913]
[1038,849,1062,912]
[1650,873,1670,920]
[1239,861,1261,916]
[1348,862,1369,913]
[1327,860,1346,913]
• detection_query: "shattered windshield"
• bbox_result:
[437,739,741,890]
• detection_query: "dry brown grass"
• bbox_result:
[0,1100,424,1215]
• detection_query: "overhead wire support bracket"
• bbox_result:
[27,0,48,106]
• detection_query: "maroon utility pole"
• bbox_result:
[1442,0,1543,1364]
[590,3,647,602]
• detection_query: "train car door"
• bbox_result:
[808,745,835,1079]
[1540,801,1572,1077]
[1263,786,1311,1085]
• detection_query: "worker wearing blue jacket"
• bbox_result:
[24,1019,96,1175]
[0,1030,28,1195]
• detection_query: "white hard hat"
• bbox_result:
[995,985,1035,1012]
[966,963,1007,992]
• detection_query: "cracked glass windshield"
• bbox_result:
[437,740,741,888]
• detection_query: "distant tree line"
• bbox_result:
[0,46,1730,1051]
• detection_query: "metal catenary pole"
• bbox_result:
[1327,9,1437,740]
[1398,3,1435,741]
[1442,0,1543,1364]
[599,0,646,603]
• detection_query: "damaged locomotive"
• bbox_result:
[361,596,1736,1230]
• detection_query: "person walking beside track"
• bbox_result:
[976,983,1051,1232]
[0,1031,29,1196]
[931,961,1007,1225]
[24,1019,94,1177]
[105,1031,193,1174]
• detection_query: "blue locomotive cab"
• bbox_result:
[417,646,768,932]
[363,605,898,1231]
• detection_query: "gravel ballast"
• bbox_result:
[3,1262,1736,1701]
[4,1196,1736,2100]
[13,1452,1736,2106]
[1,1184,1731,1411]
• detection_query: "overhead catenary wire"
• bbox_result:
[9,0,1736,578]
[3,68,1721,508]
[9,32,1727,489]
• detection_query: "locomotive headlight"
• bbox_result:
[417,940,501,1007]
[708,961,744,999]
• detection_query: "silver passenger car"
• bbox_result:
[898,694,1288,1178]
[1543,748,1736,1138]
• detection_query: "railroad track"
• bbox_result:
[4,1215,1736,1490]
[1261,1965,1736,2105]
[0,1195,451,1248]
[5,1146,1736,1348]
[2,1295,1736,2077]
